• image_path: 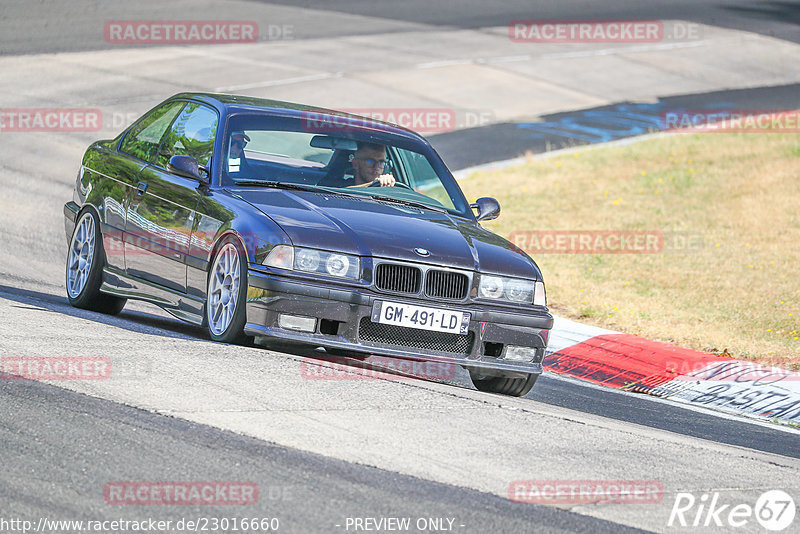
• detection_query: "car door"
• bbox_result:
[124,101,218,293]
[102,101,184,272]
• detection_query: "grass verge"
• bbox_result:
[459,132,800,366]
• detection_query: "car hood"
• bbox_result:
[235,189,541,279]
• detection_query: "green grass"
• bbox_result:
[459,132,800,364]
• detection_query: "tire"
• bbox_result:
[205,237,252,345]
[65,209,126,315]
[469,372,538,397]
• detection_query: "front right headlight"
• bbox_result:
[263,245,360,279]
[479,275,542,305]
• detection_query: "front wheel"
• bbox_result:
[206,238,251,345]
[469,372,538,397]
[65,209,126,314]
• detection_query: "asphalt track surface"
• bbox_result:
[1,283,799,461]
[431,82,800,170]
[2,377,638,534]
[2,0,799,55]
[1,1,800,533]
[262,0,800,44]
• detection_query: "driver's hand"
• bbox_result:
[374,174,396,187]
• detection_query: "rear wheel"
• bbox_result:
[206,238,252,345]
[469,372,538,397]
[65,209,126,314]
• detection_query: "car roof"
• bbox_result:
[170,92,429,144]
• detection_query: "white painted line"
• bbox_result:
[179,47,311,72]
[417,55,531,69]
[539,40,710,59]
[416,59,474,69]
[484,55,532,63]
[416,41,712,71]
[215,72,343,92]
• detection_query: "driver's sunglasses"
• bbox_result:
[232,139,248,149]
[356,157,387,170]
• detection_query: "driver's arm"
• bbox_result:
[346,174,396,187]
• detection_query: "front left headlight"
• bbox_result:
[479,275,546,306]
[263,245,360,279]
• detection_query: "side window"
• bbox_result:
[120,102,184,162]
[399,150,438,189]
[155,103,218,170]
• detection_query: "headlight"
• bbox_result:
[505,278,534,303]
[263,245,359,279]
[479,275,543,305]
[325,254,351,277]
[295,248,320,272]
[479,276,504,299]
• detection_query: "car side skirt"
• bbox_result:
[99,266,205,326]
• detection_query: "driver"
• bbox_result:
[349,142,396,187]
[228,131,251,176]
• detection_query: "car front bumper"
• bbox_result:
[244,267,553,376]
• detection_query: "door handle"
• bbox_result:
[137,182,148,196]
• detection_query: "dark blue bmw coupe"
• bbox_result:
[64,93,552,396]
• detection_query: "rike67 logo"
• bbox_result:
[668,490,795,531]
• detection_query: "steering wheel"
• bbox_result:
[368,179,412,189]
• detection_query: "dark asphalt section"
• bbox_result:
[0,377,643,534]
[528,375,800,459]
[260,0,800,44]
[2,284,798,462]
[2,0,798,55]
[429,83,800,170]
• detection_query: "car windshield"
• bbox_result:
[222,117,470,216]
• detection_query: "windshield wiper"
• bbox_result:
[231,180,324,193]
[232,180,370,200]
[231,181,447,213]
[367,194,447,213]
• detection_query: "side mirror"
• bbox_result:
[168,155,206,183]
[470,197,501,221]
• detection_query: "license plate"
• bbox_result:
[371,300,471,335]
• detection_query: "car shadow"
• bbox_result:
[0,283,207,342]
[0,282,475,390]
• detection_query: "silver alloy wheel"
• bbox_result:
[66,212,95,298]
[207,243,241,336]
